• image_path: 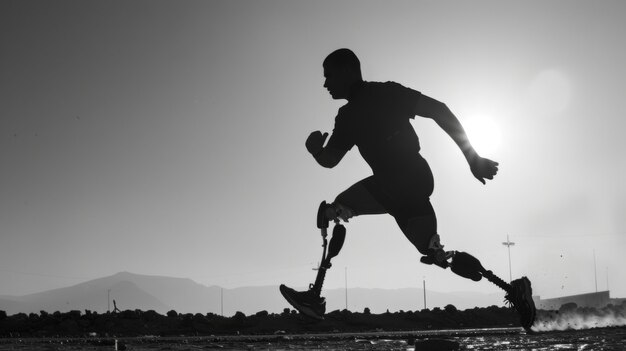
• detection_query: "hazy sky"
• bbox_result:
[1,0,625,305]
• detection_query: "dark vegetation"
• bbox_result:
[0,305,520,338]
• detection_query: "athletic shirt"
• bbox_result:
[326,81,424,184]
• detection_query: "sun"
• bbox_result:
[463,116,502,156]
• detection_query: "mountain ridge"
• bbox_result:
[0,272,504,316]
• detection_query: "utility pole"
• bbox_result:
[107,289,111,313]
[344,267,348,311]
[423,278,426,310]
[502,235,515,282]
[593,250,598,293]
[220,288,224,316]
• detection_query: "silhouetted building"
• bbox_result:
[532,291,625,310]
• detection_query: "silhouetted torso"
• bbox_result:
[326,81,432,196]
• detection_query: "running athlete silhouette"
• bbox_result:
[280,48,536,331]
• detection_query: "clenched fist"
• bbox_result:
[306,131,329,156]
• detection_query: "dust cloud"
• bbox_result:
[533,301,626,332]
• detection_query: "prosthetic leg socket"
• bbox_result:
[310,201,347,296]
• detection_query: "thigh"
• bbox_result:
[395,211,438,254]
[335,176,388,216]
[388,187,437,254]
[384,154,434,202]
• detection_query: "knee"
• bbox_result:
[325,200,356,223]
[404,216,437,255]
[415,236,436,256]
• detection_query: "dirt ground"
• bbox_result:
[0,326,624,350]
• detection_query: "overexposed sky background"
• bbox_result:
[1,0,625,303]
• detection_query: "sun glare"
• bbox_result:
[463,116,502,156]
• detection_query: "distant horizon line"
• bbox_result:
[1,271,620,301]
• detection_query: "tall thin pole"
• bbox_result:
[606,267,609,292]
[220,288,224,316]
[344,267,348,310]
[107,289,111,313]
[502,235,515,282]
[593,250,598,293]
[423,278,426,310]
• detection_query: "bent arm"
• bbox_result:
[313,146,348,168]
[415,94,478,163]
[306,119,353,169]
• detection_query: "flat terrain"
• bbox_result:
[0,327,624,350]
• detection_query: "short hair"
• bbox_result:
[323,48,362,78]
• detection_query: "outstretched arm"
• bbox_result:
[306,131,348,168]
[415,95,499,184]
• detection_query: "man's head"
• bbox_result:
[323,48,363,100]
